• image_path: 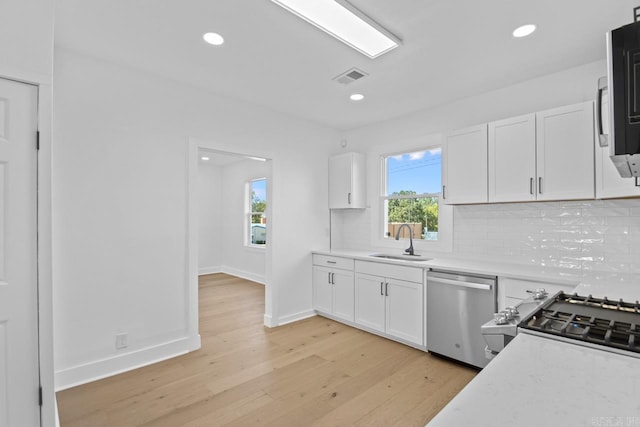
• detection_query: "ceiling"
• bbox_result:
[54,0,637,130]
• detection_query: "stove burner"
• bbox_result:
[519,292,640,355]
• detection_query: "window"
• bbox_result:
[247,178,267,246]
[382,148,441,241]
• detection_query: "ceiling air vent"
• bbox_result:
[333,68,368,85]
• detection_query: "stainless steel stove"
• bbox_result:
[482,290,640,359]
[518,292,640,358]
[481,289,549,356]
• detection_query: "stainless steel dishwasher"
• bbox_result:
[426,269,497,368]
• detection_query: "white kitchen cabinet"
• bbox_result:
[443,124,488,204]
[329,152,366,209]
[354,261,424,347]
[535,102,595,201]
[312,255,355,322]
[354,273,386,333]
[497,277,575,311]
[385,279,424,345]
[487,102,595,203]
[488,114,537,202]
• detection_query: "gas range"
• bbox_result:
[483,290,640,359]
[518,292,640,358]
[481,289,549,355]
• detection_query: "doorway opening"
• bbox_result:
[186,139,273,341]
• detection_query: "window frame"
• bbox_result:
[370,135,452,253]
[246,177,267,248]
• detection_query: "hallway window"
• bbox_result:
[247,178,267,246]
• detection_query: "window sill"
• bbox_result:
[244,244,266,253]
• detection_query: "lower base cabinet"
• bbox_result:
[312,255,355,322]
[354,261,425,347]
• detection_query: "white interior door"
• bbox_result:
[0,78,40,426]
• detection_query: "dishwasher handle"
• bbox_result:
[429,276,493,291]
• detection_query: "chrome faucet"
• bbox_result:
[395,223,415,256]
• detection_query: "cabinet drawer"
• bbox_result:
[313,254,354,271]
[355,260,423,283]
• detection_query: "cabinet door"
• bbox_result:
[329,153,352,209]
[488,114,537,202]
[444,124,488,204]
[354,274,385,333]
[536,102,595,201]
[385,278,424,346]
[312,266,333,314]
[329,152,366,209]
[332,269,355,322]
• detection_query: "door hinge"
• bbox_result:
[36,131,40,150]
[38,386,43,406]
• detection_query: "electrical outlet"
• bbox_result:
[115,333,128,349]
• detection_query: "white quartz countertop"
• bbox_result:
[313,249,640,301]
[428,333,640,427]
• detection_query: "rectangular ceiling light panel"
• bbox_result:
[272,0,401,59]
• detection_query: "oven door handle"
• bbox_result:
[430,277,492,291]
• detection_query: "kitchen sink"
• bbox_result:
[368,253,432,262]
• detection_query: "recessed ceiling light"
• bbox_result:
[513,24,536,38]
[271,0,401,59]
[203,32,224,45]
[201,156,210,161]
[350,93,365,101]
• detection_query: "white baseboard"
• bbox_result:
[198,265,265,285]
[263,310,316,328]
[263,314,275,328]
[221,266,265,285]
[198,265,222,275]
[272,309,316,327]
[54,334,201,391]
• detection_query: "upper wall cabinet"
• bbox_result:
[443,124,488,204]
[487,102,595,203]
[535,102,595,201]
[488,113,537,202]
[329,152,366,209]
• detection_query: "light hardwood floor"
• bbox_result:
[57,273,477,426]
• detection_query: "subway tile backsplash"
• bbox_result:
[333,198,640,275]
[454,199,640,274]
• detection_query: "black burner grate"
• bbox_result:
[519,292,640,354]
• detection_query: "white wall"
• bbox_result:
[197,157,271,283]
[219,159,270,283]
[333,60,640,277]
[52,48,337,389]
[198,161,223,274]
[0,0,55,82]
[0,0,56,424]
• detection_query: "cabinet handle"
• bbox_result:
[538,177,543,194]
[442,185,446,200]
[326,261,337,264]
[348,192,351,205]
[328,272,332,284]
[385,282,389,296]
[380,282,384,296]
[596,76,608,147]
[529,177,534,195]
